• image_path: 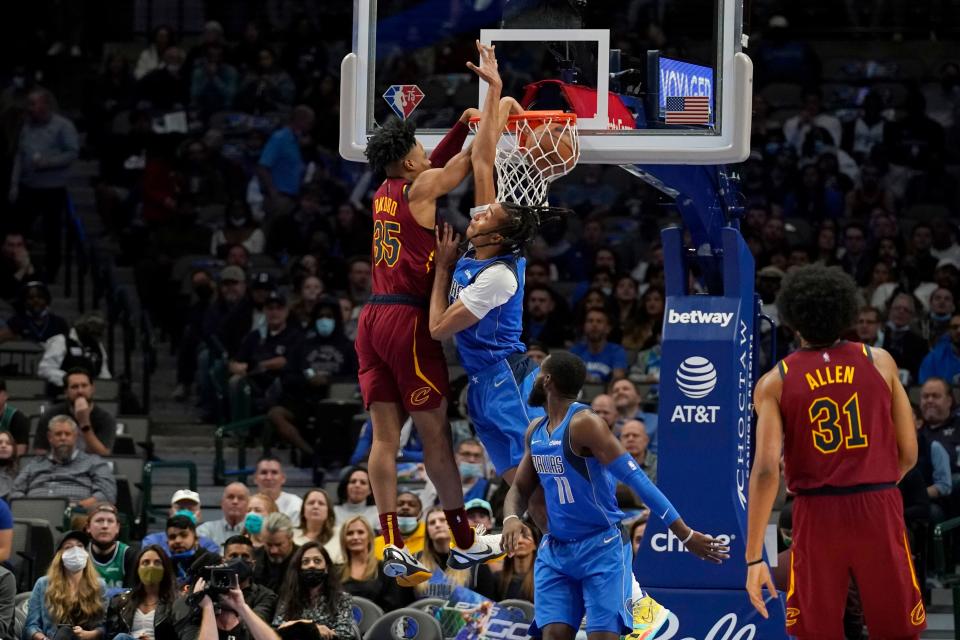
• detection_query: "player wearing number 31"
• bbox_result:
[746,265,926,639]
[502,352,727,640]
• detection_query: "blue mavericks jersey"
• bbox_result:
[450,251,526,375]
[530,403,625,539]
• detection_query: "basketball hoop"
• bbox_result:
[468,111,579,207]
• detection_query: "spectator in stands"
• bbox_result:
[198,482,251,547]
[222,535,279,623]
[845,162,895,220]
[142,490,221,554]
[229,290,301,411]
[413,507,496,601]
[620,419,656,483]
[610,379,658,447]
[173,268,217,401]
[179,139,228,209]
[526,341,548,365]
[7,281,68,343]
[273,542,353,638]
[495,518,538,602]
[913,411,953,524]
[12,88,79,281]
[244,493,279,547]
[783,88,842,152]
[290,275,325,329]
[904,223,939,289]
[189,574,281,640]
[84,502,136,596]
[570,309,627,384]
[630,512,650,553]
[375,491,425,562]
[211,201,265,259]
[920,313,960,384]
[253,513,298,593]
[0,379,31,455]
[0,565,13,637]
[294,489,342,561]
[166,514,216,588]
[333,466,378,529]
[921,377,960,473]
[338,515,411,612]
[256,106,315,216]
[253,456,303,526]
[838,222,872,286]
[882,293,929,384]
[12,414,116,507]
[889,91,944,170]
[345,256,372,312]
[854,306,884,348]
[843,94,893,163]
[136,46,188,112]
[0,431,19,497]
[105,544,178,640]
[134,25,175,80]
[331,204,373,262]
[203,265,253,360]
[35,368,115,455]
[454,439,491,504]
[0,231,43,302]
[235,47,296,114]
[265,188,333,261]
[24,530,107,640]
[521,284,573,348]
[923,287,955,346]
[590,394,618,431]
[189,42,239,118]
[38,315,111,392]
[465,498,494,531]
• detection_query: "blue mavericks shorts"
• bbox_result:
[467,354,544,475]
[534,526,633,634]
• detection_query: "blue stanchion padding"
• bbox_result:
[644,588,788,639]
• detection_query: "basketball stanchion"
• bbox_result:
[468,111,578,206]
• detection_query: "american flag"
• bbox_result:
[665,96,710,124]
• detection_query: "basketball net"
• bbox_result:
[468,111,579,207]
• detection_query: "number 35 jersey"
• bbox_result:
[529,403,625,540]
[370,178,436,300]
[777,341,900,493]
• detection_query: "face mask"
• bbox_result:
[315,317,335,337]
[300,568,327,588]
[600,286,612,296]
[227,557,254,583]
[244,512,263,535]
[931,311,952,322]
[398,516,419,534]
[458,461,483,479]
[229,216,247,228]
[62,547,88,573]
[139,565,164,586]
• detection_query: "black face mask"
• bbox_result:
[300,568,327,588]
[227,557,253,583]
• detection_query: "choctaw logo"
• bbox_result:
[410,386,432,406]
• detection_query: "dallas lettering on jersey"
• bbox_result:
[532,454,565,475]
[667,309,734,327]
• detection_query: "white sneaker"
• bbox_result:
[447,524,504,570]
[382,544,431,586]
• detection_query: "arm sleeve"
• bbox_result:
[123,544,139,587]
[429,121,470,168]
[918,352,933,385]
[36,334,67,386]
[457,264,519,320]
[9,466,28,499]
[0,500,11,529]
[606,452,679,525]
[42,119,79,169]
[250,586,278,624]
[931,440,953,496]
[258,133,280,169]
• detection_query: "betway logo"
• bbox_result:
[667,309,734,327]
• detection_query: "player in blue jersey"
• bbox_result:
[502,352,729,640]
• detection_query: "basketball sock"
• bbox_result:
[445,508,475,549]
[380,512,404,549]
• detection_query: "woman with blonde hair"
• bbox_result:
[244,492,278,548]
[338,516,412,611]
[413,507,496,601]
[294,489,343,562]
[24,530,107,640]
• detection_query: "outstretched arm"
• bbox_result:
[569,410,728,562]
[502,422,542,553]
[744,369,783,619]
[468,41,504,206]
[430,108,480,168]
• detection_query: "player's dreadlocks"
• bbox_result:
[364,119,417,175]
[482,202,570,254]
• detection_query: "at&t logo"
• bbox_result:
[676,356,717,398]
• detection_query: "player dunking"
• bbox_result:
[359,60,502,584]
[745,265,926,638]
[502,352,728,640]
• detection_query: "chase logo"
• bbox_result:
[676,356,718,399]
[383,85,425,120]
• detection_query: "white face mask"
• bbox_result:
[62,546,88,573]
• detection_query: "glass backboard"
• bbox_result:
[340,0,752,164]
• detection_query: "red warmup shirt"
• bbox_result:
[778,341,900,493]
[369,178,436,299]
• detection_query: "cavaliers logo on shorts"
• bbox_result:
[911,600,926,626]
[409,386,433,406]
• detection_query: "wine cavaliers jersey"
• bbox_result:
[777,341,900,493]
[370,178,436,300]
